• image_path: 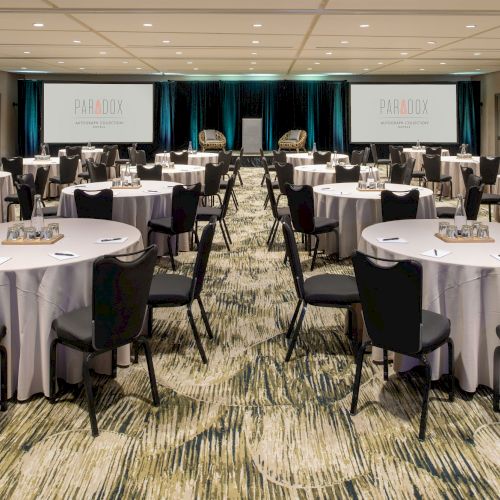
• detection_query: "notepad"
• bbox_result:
[95,237,128,244]
[0,257,11,265]
[376,237,408,243]
[49,251,79,260]
[421,249,450,258]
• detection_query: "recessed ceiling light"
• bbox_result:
[314,62,320,65]
[440,62,447,65]
[340,40,349,44]
[475,68,481,71]
[253,23,262,28]
[122,61,128,64]
[175,51,182,55]
[251,61,257,64]
[80,67,85,70]
[466,24,477,29]
[377,62,383,65]
[23,51,30,54]
[249,67,254,70]
[419,68,425,71]
[99,51,107,55]
[474,52,481,56]
[21,67,27,70]
[251,52,257,55]
[400,52,408,56]
[252,40,260,44]
[187,61,193,64]
[193,67,199,71]
[427,41,436,45]
[57,61,64,64]
[136,67,142,70]
[162,40,170,44]
[307,67,312,70]
[360,24,370,28]
[325,51,333,55]
[363,68,369,71]
[143,23,152,27]
[33,23,44,27]
[73,40,81,44]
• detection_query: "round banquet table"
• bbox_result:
[131,164,205,185]
[0,172,14,222]
[155,151,219,166]
[0,218,142,400]
[439,156,480,197]
[286,152,349,167]
[58,147,104,163]
[403,147,450,171]
[294,164,379,187]
[23,157,83,198]
[313,183,436,259]
[359,218,500,392]
[57,180,191,254]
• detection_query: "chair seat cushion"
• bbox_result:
[49,177,61,184]
[313,217,339,234]
[440,175,452,182]
[277,206,290,218]
[377,159,392,165]
[436,207,455,218]
[197,206,222,221]
[412,171,426,178]
[43,206,58,217]
[78,172,90,179]
[496,325,500,340]
[480,193,500,204]
[304,274,359,306]
[148,274,192,306]
[52,306,92,349]
[4,194,18,203]
[421,310,450,351]
[148,217,173,233]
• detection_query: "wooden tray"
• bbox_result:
[2,234,64,245]
[435,233,494,243]
[357,188,384,192]
[111,185,142,190]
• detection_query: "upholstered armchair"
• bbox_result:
[278,130,307,152]
[198,129,227,151]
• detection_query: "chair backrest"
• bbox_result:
[389,145,404,164]
[103,145,118,167]
[171,150,189,165]
[336,164,360,183]
[389,163,405,184]
[261,157,271,177]
[74,188,113,220]
[203,162,225,196]
[422,154,441,182]
[465,175,484,221]
[17,172,35,190]
[92,245,157,350]
[2,156,23,179]
[352,251,423,355]
[274,162,294,195]
[65,146,82,159]
[426,146,442,156]
[479,156,500,186]
[460,166,474,187]
[281,218,305,300]
[137,164,162,181]
[171,183,201,234]
[362,146,371,166]
[285,183,315,234]
[350,149,364,165]
[190,218,216,300]
[98,152,109,168]
[273,149,287,164]
[59,156,79,184]
[34,166,50,198]
[232,157,242,176]
[381,189,420,222]
[87,160,108,182]
[17,183,34,220]
[217,150,232,173]
[402,157,416,185]
[265,174,280,219]
[134,150,147,166]
[313,151,331,164]
[370,144,379,163]
[220,175,236,219]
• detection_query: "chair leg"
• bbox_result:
[197,297,213,339]
[447,339,455,402]
[489,204,492,222]
[493,345,499,412]
[49,339,58,402]
[439,182,443,202]
[166,235,176,271]
[263,193,270,209]
[82,354,99,437]
[285,304,307,362]
[286,300,302,339]
[231,190,239,210]
[383,349,389,381]
[0,346,7,412]
[219,221,231,252]
[137,338,160,406]
[449,180,453,199]
[350,341,371,415]
[310,236,320,271]
[222,218,232,244]
[267,219,277,245]
[261,173,265,186]
[187,306,208,364]
[111,349,117,378]
[419,355,432,441]
[237,171,243,186]
[268,219,280,250]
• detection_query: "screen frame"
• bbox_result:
[41,81,155,144]
[348,82,459,145]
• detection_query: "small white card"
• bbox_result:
[421,248,450,258]
[0,257,11,265]
[490,253,500,262]
[95,237,128,244]
[376,237,408,243]
[49,251,79,261]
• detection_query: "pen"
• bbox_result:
[54,252,75,257]
[100,238,121,242]
[382,237,399,241]
[434,249,438,256]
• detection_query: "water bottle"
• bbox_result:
[416,139,420,149]
[454,194,467,229]
[312,142,317,154]
[41,143,46,156]
[333,150,338,165]
[31,194,45,234]
[188,141,193,154]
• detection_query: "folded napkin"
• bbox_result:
[376,237,408,243]
[49,251,79,260]
[0,256,11,265]
[96,237,128,244]
[421,248,450,258]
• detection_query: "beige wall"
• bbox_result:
[475,71,500,156]
[0,71,18,158]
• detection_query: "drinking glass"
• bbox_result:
[461,224,472,238]
[438,221,449,236]
[376,180,385,189]
[472,222,481,238]
[446,224,457,239]
[48,223,60,237]
[40,226,53,240]
[478,224,489,239]
[111,178,120,187]
[6,226,19,241]
[133,177,141,186]
[14,223,25,239]
[358,180,367,190]
[24,226,36,240]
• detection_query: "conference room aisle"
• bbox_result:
[0,168,497,499]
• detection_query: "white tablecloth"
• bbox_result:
[23,157,83,198]
[57,180,190,254]
[439,156,480,197]
[0,218,142,400]
[403,147,450,171]
[155,152,219,167]
[0,172,14,222]
[294,165,379,187]
[286,152,349,167]
[359,218,500,392]
[313,183,436,259]
[58,147,104,164]
[131,164,205,186]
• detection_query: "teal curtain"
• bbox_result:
[220,82,240,150]
[157,81,175,151]
[18,80,42,156]
[331,82,347,153]
[189,81,220,149]
[457,81,480,155]
[262,81,278,150]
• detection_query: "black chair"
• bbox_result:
[201,162,225,206]
[170,151,189,165]
[260,149,275,186]
[87,160,108,183]
[50,245,159,437]
[265,174,290,250]
[313,151,331,164]
[148,183,201,270]
[273,150,287,164]
[285,183,339,271]
[350,150,364,166]
[351,251,454,441]
[411,157,426,186]
[371,144,391,176]
[336,164,360,183]
[134,150,147,166]
[49,155,79,195]
[196,175,235,252]
[422,154,452,200]
[275,162,295,205]
[229,149,243,185]
[78,158,91,183]
[16,177,57,220]
[381,189,420,222]
[2,156,23,180]
[137,164,162,181]
[65,146,82,160]
[262,158,279,209]
[402,157,416,185]
[35,165,50,201]
[0,326,7,411]
[102,145,118,177]
[460,166,474,188]
[217,150,232,179]
[281,219,359,361]
[389,145,404,165]
[437,174,484,221]
[494,325,500,412]
[147,219,216,364]
[389,163,405,184]
[479,156,500,221]
[74,188,113,220]
[426,146,442,156]
[221,158,241,210]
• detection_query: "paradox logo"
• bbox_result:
[380,98,428,116]
[74,98,123,116]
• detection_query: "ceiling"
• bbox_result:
[0,0,499,77]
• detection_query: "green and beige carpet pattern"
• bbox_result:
[0,168,498,499]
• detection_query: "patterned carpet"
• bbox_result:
[0,168,498,499]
